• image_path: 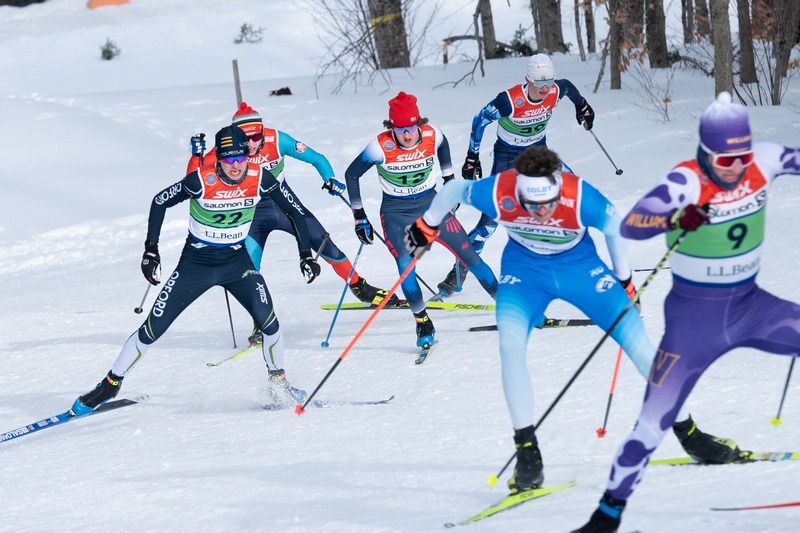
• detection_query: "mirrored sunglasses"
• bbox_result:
[521,195,560,211]
[710,151,754,168]
[531,78,555,88]
[221,155,247,165]
[247,132,264,142]
[393,124,419,135]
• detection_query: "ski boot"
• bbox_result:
[414,310,436,348]
[349,277,401,306]
[266,369,307,408]
[507,425,544,494]
[673,416,748,464]
[431,262,469,302]
[571,492,626,533]
[247,322,263,347]
[71,371,124,416]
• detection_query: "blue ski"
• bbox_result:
[1,396,145,444]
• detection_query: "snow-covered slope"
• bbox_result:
[1,2,798,532]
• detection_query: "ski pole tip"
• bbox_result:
[487,474,498,488]
[321,341,329,348]
[615,169,623,175]
[596,427,607,438]
[770,417,783,427]
[294,404,305,416]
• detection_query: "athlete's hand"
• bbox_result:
[321,178,346,196]
[576,99,595,130]
[353,208,374,245]
[404,217,439,257]
[671,203,710,231]
[141,240,161,285]
[462,151,482,180]
[299,250,321,284]
[190,133,206,156]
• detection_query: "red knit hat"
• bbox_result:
[388,91,420,128]
[232,101,263,137]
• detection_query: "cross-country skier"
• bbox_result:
[72,125,319,414]
[407,145,744,496]
[573,92,800,533]
[435,53,595,300]
[188,102,397,344]
[344,91,498,352]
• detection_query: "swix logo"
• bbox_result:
[250,153,280,170]
[711,180,753,203]
[514,216,563,227]
[213,189,246,199]
[256,282,268,304]
[522,107,549,118]
[396,149,427,161]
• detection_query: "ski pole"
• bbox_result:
[224,289,237,349]
[771,355,796,426]
[336,194,437,297]
[133,284,152,314]
[587,128,623,175]
[296,248,428,415]
[596,346,624,438]
[321,243,365,348]
[488,229,688,487]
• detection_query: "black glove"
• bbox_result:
[670,204,710,231]
[576,99,595,130]
[141,240,161,285]
[404,217,440,257]
[190,133,206,156]
[462,151,482,180]
[353,207,374,245]
[299,250,321,284]
[442,174,455,185]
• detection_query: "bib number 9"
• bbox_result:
[727,223,747,250]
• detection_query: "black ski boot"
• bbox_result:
[414,310,436,348]
[71,371,124,415]
[266,369,307,407]
[571,492,626,533]
[506,425,544,494]
[432,262,469,301]
[248,321,262,347]
[673,416,747,464]
[349,277,401,306]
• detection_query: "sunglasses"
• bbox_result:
[521,195,560,211]
[392,124,419,135]
[247,132,264,142]
[530,78,555,88]
[701,143,754,168]
[221,155,247,165]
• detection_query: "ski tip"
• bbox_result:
[596,427,607,438]
[294,404,305,416]
[487,474,498,488]
[770,417,783,427]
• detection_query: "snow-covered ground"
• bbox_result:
[1,1,799,532]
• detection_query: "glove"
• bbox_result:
[141,240,161,285]
[461,151,482,180]
[575,99,595,130]
[442,173,455,185]
[404,217,439,257]
[321,178,346,196]
[670,203,710,231]
[299,250,321,284]
[353,208,374,245]
[190,133,206,156]
[620,276,641,312]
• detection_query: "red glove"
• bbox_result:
[671,204,710,231]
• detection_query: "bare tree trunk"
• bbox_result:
[574,0,587,60]
[530,0,543,51]
[479,0,498,59]
[538,0,568,52]
[609,0,623,89]
[368,0,411,69]
[710,0,732,95]
[681,0,694,43]
[773,0,800,80]
[737,0,756,83]
[625,0,645,48]
[646,0,668,67]
[583,0,596,54]
[751,0,771,39]
[695,0,710,39]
